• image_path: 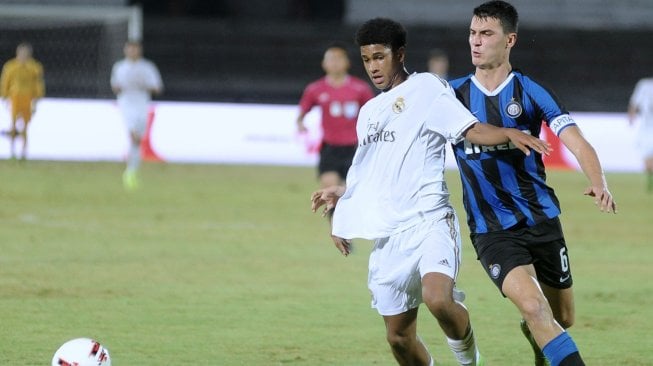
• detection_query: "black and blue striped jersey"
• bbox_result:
[449,71,576,234]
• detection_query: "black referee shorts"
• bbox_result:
[470,217,573,295]
[318,143,356,180]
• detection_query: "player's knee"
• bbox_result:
[516,297,550,323]
[556,311,575,329]
[385,331,412,353]
[423,293,453,320]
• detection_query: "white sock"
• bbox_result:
[127,141,141,173]
[447,325,478,366]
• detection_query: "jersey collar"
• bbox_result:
[470,72,515,96]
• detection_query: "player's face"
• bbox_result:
[428,57,449,77]
[469,16,516,70]
[360,44,404,90]
[124,43,142,60]
[322,48,350,76]
[16,46,31,62]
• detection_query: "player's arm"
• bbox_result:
[296,112,308,133]
[311,185,352,256]
[627,103,639,126]
[110,65,121,95]
[0,63,12,98]
[35,62,45,99]
[147,64,164,96]
[463,122,552,156]
[559,125,617,213]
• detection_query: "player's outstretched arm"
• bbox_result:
[463,122,552,156]
[559,125,617,214]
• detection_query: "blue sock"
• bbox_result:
[542,331,580,366]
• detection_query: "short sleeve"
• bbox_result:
[424,89,478,143]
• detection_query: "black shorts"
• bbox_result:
[318,143,356,180]
[470,217,573,295]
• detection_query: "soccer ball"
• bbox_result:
[51,338,111,366]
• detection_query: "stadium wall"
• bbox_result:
[0,98,640,172]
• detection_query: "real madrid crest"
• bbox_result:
[392,97,405,114]
[505,98,522,118]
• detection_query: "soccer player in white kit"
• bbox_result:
[111,41,163,190]
[628,77,653,192]
[311,18,551,366]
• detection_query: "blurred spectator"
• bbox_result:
[628,77,653,192]
[427,48,449,79]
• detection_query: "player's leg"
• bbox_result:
[8,117,17,159]
[644,155,653,192]
[422,272,481,365]
[420,211,481,365]
[318,171,342,188]
[503,266,584,366]
[519,284,574,364]
[8,97,20,159]
[317,144,352,188]
[123,128,142,189]
[19,98,36,160]
[122,111,146,190]
[541,285,575,330]
[383,309,433,366]
[369,228,436,365]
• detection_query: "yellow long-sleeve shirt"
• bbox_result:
[0,58,45,99]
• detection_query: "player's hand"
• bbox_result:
[506,129,552,156]
[583,186,617,214]
[311,185,345,217]
[331,235,352,257]
[297,124,308,134]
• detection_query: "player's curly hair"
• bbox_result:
[355,18,406,52]
[473,0,519,34]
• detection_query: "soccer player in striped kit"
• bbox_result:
[449,2,617,365]
[312,17,551,366]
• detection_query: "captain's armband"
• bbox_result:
[548,114,576,136]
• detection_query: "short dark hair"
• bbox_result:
[428,48,448,60]
[355,17,406,52]
[473,0,519,34]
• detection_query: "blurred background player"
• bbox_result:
[111,40,163,190]
[628,76,653,192]
[296,42,374,188]
[0,42,45,160]
[427,48,450,79]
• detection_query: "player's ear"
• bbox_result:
[396,46,406,63]
[507,33,517,49]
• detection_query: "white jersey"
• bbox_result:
[110,58,163,121]
[629,78,653,156]
[332,73,478,240]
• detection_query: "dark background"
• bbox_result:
[0,0,648,112]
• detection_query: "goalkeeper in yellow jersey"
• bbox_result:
[0,42,45,160]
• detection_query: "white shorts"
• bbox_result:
[367,210,462,316]
[118,102,149,137]
[635,129,653,158]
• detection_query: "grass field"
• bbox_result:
[1,160,651,365]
